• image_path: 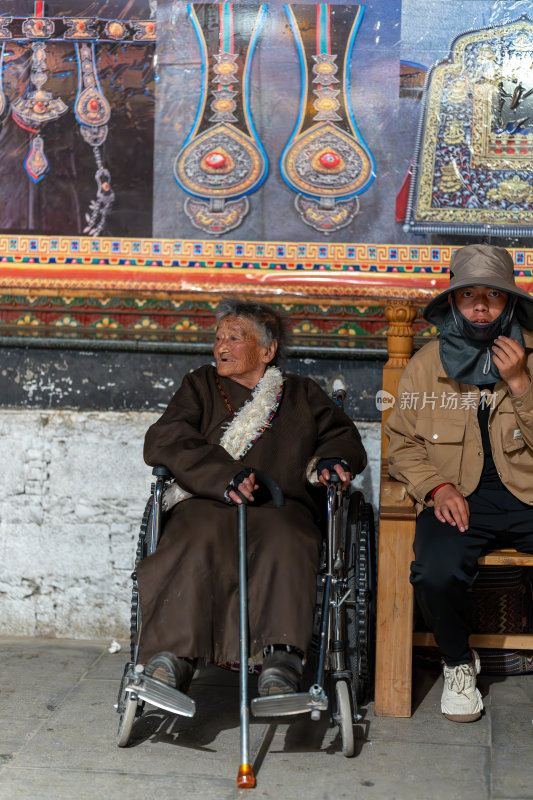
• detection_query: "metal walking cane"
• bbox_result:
[236,498,255,788]
[235,471,284,789]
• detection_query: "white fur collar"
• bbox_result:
[163,366,284,510]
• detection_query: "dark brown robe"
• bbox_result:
[137,365,366,663]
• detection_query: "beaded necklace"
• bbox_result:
[215,374,237,417]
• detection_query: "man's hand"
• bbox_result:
[433,484,470,532]
[492,336,531,396]
[318,463,352,490]
[228,471,259,504]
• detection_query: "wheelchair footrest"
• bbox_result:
[126,675,196,718]
[251,686,328,718]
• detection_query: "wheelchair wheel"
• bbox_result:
[116,664,141,747]
[332,679,354,758]
[344,491,376,705]
[130,496,152,659]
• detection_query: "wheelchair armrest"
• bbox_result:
[152,465,173,479]
[379,462,416,521]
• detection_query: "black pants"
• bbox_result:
[411,481,533,666]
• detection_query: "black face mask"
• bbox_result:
[455,297,509,344]
[460,314,505,344]
[439,296,524,384]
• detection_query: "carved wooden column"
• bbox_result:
[375,298,418,717]
[381,300,417,458]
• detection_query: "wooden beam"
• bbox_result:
[478,549,533,566]
[413,632,533,650]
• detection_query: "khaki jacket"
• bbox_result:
[385,331,533,513]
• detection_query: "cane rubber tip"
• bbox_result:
[237,763,256,788]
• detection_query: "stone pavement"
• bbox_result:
[0,637,532,800]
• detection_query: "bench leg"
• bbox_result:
[374,518,414,716]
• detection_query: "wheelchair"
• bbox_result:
[115,432,376,766]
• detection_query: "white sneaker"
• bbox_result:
[441,649,483,722]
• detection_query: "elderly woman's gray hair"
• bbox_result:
[216,298,287,364]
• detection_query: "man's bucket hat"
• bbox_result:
[423,244,533,328]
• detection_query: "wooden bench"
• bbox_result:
[374,301,533,717]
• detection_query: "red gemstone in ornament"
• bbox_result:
[319,151,341,168]
[78,21,86,31]
[102,182,110,192]
[34,100,45,112]
[204,151,226,169]
[89,99,99,110]
[147,23,155,32]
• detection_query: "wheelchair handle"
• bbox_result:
[331,388,346,410]
[252,470,284,507]
[152,465,172,479]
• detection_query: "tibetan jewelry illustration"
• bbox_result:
[12,37,68,182]
[0,1,156,235]
[405,17,533,237]
[174,4,268,235]
[75,43,114,236]
[280,4,375,233]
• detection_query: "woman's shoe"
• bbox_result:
[144,652,194,694]
[258,649,303,697]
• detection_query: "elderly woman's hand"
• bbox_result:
[228,471,259,504]
[317,461,352,491]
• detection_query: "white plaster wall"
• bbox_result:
[0,409,380,640]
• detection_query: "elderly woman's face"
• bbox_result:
[214,316,276,388]
[453,285,508,323]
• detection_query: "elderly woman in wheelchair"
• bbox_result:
[134,299,367,701]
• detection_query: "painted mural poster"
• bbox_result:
[0,1,532,345]
[0,0,155,237]
[3,0,533,243]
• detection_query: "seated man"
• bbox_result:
[386,244,533,723]
[136,298,367,696]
